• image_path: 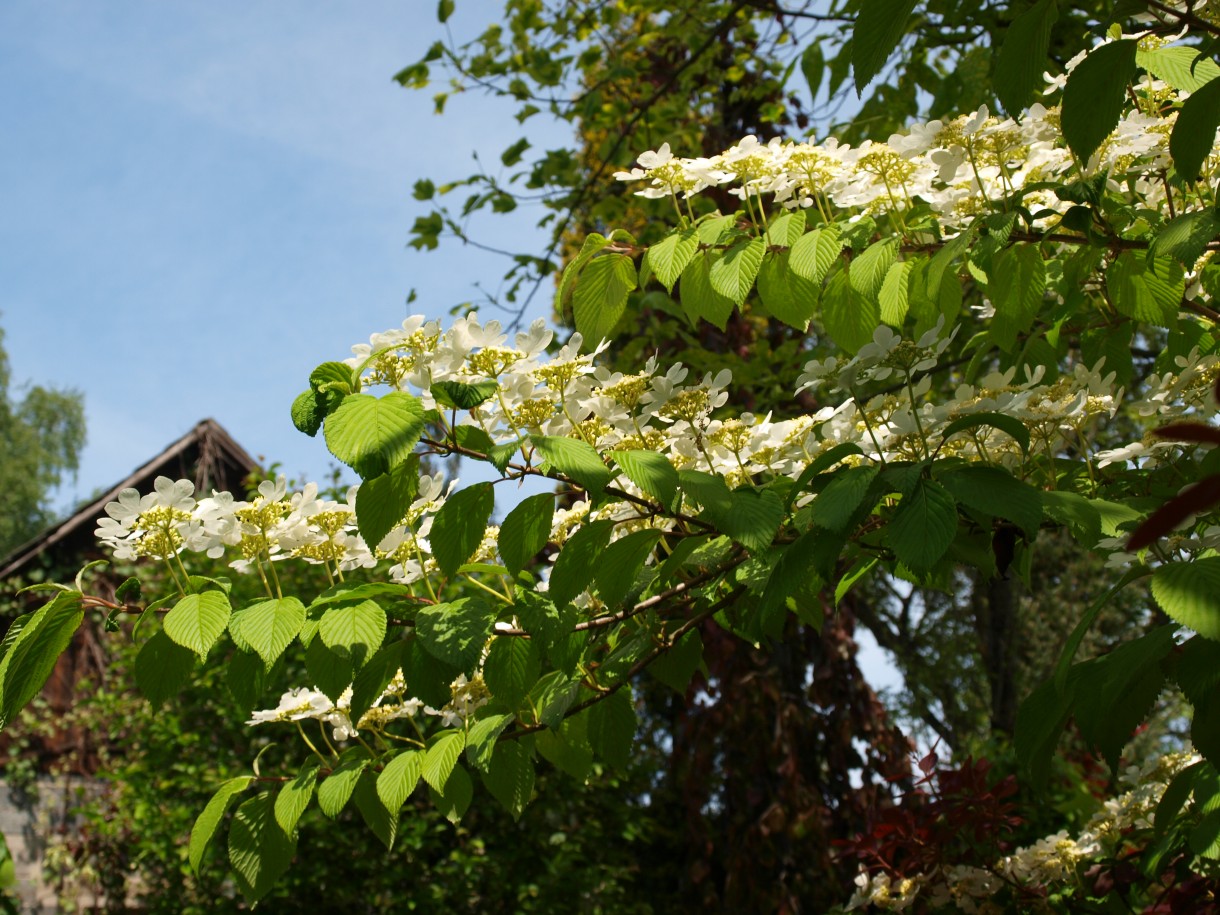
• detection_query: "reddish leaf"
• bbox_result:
[1153,421,1220,446]
[1127,475,1220,550]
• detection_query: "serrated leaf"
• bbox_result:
[572,253,637,346]
[757,251,819,329]
[377,750,423,811]
[317,749,370,818]
[709,237,765,304]
[226,649,270,715]
[810,465,881,532]
[429,763,473,824]
[483,636,540,707]
[1015,676,1074,788]
[612,450,678,508]
[822,270,879,354]
[531,435,613,494]
[716,488,784,553]
[1153,558,1220,640]
[403,637,461,708]
[548,519,615,605]
[1138,45,1220,93]
[228,792,296,903]
[430,482,495,578]
[647,228,699,292]
[238,597,305,670]
[513,590,563,650]
[939,412,1031,455]
[431,380,499,410]
[305,636,353,704]
[595,530,663,608]
[482,741,534,819]
[765,210,806,247]
[533,671,582,729]
[323,392,426,479]
[938,465,1043,536]
[789,225,842,284]
[850,237,898,300]
[679,252,735,330]
[349,639,409,724]
[1150,209,1220,267]
[878,260,912,326]
[163,591,231,659]
[1107,251,1184,327]
[189,776,254,874]
[466,713,514,771]
[800,41,824,101]
[352,771,398,850]
[586,688,636,769]
[318,600,387,670]
[423,729,467,792]
[355,457,420,550]
[994,0,1059,114]
[889,479,957,571]
[291,389,324,437]
[134,628,196,709]
[852,0,918,91]
[557,232,614,313]
[650,629,704,693]
[537,716,594,781]
[1062,39,1139,163]
[275,761,320,837]
[415,597,496,673]
[498,492,554,577]
[990,243,1046,351]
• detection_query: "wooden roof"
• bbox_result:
[0,418,260,581]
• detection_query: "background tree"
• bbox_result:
[0,321,86,557]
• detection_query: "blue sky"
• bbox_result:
[1,1,564,508]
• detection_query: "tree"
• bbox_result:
[0,321,86,557]
[4,2,1220,911]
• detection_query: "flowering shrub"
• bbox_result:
[4,14,1220,905]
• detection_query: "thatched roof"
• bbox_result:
[0,418,260,581]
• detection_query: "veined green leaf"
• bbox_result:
[482,741,535,820]
[1062,39,1139,163]
[888,479,957,571]
[237,597,305,670]
[646,228,699,292]
[318,600,387,670]
[415,597,496,673]
[709,236,765,304]
[548,519,615,605]
[852,0,919,91]
[228,792,296,904]
[134,628,196,710]
[679,251,736,330]
[483,636,539,707]
[994,0,1059,114]
[1138,45,1220,93]
[612,450,678,509]
[498,492,555,577]
[466,712,515,771]
[1153,558,1220,641]
[189,776,255,874]
[822,270,879,354]
[789,225,842,284]
[430,482,495,578]
[323,392,426,479]
[765,210,807,247]
[572,253,637,347]
[377,750,423,812]
[849,237,898,300]
[586,688,636,769]
[431,380,498,410]
[355,457,420,551]
[317,749,370,818]
[990,243,1046,351]
[423,729,467,793]
[274,761,320,837]
[878,259,912,327]
[531,435,613,494]
[595,529,663,608]
[164,591,231,659]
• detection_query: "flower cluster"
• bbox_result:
[847,752,1200,911]
[614,36,1217,230]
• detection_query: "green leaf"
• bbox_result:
[709,237,765,304]
[227,649,270,715]
[429,763,473,824]
[849,237,898,300]
[323,392,426,479]
[531,435,613,494]
[715,488,785,553]
[1150,209,1220,267]
[466,712,514,771]
[939,412,1032,456]
[534,671,582,728]
[317,749,370,818]
[878,260,912,327]
[1153,558,1220,641]
[765,210,806,248]
[319,600,387,670]
[349,639,409,723]
[557,232,614,313]
[189,776,254,874]
[437,0,454,22]
[274,761,320,838]
[291,389,324,437]
[646,228,699,292]
[989,243,1046,351]
[1138,45,1220,93]
[537,717,594,781]
[423,729,467,793]
[430,482,495,578]
[352,771,398,850]
[228,792,296,904]
[679,252,736,330]
[822,270,879,354]
[1015,676,1074,787]
[1107,252,1184,327]
[305,636,353,704]
[513,590,563,650]
[237,597,305,670]
[586,688,636,769]
[310,360,357,398]
[163,591,231,659]
[800,41,824,101]
[498,492,555,577]
[355,457,420,550]
[415,597,496,673]
[1061,39,1139,163]
[548,519,615,605]
[888,480,958,571]
[757,251,818,330]
[852,0,919,92]
[1155,760,1206,833]
[937,465,1043,536]
[482,741,535,819]
[500,136,530,167]
[595,530,663,607]
[377,749,423,811]
[650,629,704,693]
[483,637,540,707]
[994,0,1059,114]
[789,226,842,284]
[134,628,196,710]
[404,637,462,708]
[810,465,881,532]
[572,253,637,346]
[612,450,678,508]
[1176,78,1220,180]
[431,380,498,410]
